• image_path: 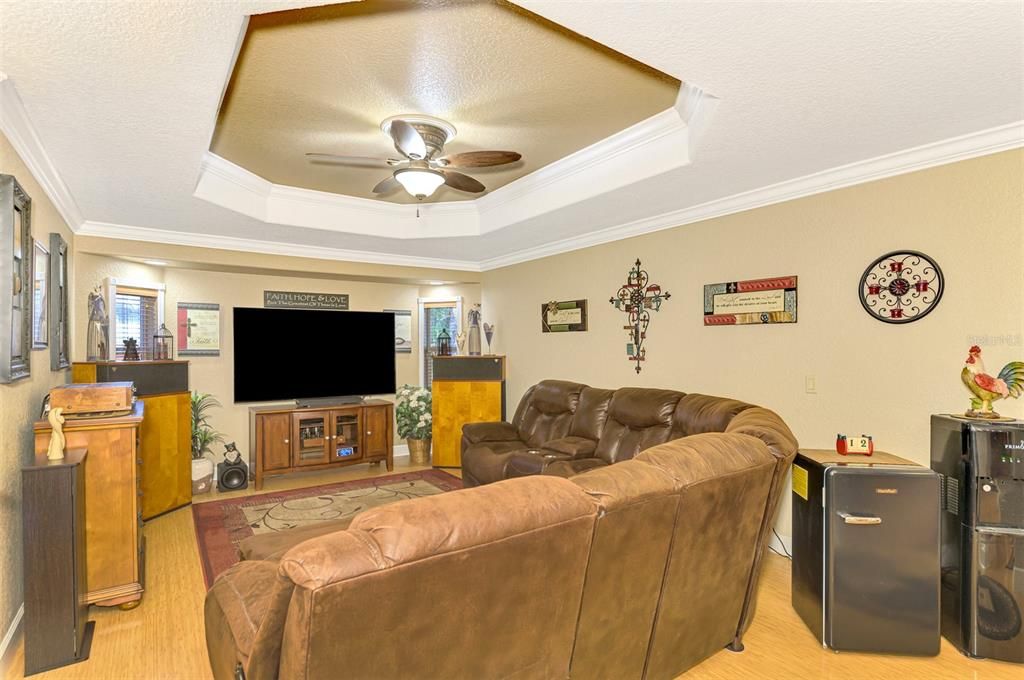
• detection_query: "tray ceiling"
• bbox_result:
[212,0,680,204]
[0,1,1020,269]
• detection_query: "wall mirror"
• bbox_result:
[0,173,32,383]
[49,232,70,370]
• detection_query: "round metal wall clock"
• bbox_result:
[859,250,944,324]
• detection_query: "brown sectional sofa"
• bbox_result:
[461,380,799,646]
[204,388,797,680]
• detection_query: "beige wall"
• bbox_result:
[73,252,481,459]
[0,132,76,644]
[482,149,1024,537]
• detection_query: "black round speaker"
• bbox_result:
[217,458,249,491]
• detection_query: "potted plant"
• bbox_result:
[191,392,224,494]
[396,384,432,465]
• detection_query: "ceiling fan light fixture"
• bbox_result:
[394,168,445,199]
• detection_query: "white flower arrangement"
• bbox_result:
[396,384,432,440]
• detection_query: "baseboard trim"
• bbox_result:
[393,443,409,459]
[0,603,24,675]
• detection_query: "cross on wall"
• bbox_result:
[609,258,671,374]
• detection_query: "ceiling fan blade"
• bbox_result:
[441,170,485,193]
[372,175,401,194]
[438,150,522,168]
[388,120,427,160]
[306,153,402,168]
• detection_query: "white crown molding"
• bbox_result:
[77,220,483,272]
[474,107,690,232]
[195,152,481,238]
[479,120,1024,270]
[193,103,691,240]
[0,75,84,230]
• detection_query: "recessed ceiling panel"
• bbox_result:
[211,0,680,203]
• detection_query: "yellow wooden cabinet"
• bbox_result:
[431,356,506,468]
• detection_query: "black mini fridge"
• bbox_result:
[792,449,941,655]
[931,415,1024,663]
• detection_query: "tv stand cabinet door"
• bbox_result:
[258,414,292,472]
[291,411,332,467]
[362,405,390,460]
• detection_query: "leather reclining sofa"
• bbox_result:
[461,379,780,486]
[204,381,797,680]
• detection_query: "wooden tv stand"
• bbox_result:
[249,400,394,490]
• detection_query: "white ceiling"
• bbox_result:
[1,1,1022,271]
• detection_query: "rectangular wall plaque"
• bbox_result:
[385,309,412,353]
[541,299,588,333]
[177,302,221,356]
[264,290,349,311]
[704,276,797,325]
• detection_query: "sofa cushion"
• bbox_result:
[516,380,584,447]
[671,393,755,438]
[542,436,597,458]
[593,388,683,464]
[568,387,615,441]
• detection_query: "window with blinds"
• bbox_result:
[114,286,159,359]
[423,302,459,388]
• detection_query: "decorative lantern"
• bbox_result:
[153,323,174,360]
[437,328,452,356]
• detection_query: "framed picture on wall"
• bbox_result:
[386,309,413,353]
[49,232,70,370]
[32,239,48,349]
[1,174,32,383]
[177,302,221,356]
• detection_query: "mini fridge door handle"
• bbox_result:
[838,511,882,525]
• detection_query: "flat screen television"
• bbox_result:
[233,307,397,403]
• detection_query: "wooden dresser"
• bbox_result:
[249,400,394,490]
[431,356,506,468]
[72,361,190,519]
[34,404,145,608]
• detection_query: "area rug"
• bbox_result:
[192,469,463,587]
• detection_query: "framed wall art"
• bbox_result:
[541,299,588,332]
[858,251,943,324]
[1,174,32,383]
[386,309,413,353]
[49,232,70,370]
[32,239,48,349]
[177,302,221,356]
[703,276,798,325]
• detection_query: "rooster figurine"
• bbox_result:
[961,346,1024,419]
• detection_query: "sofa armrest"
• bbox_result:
[542,436,597,459]
[206,560,296,680]
[462,421,519,444]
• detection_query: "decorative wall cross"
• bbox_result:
[609,258,671,373]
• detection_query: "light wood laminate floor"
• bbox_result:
[3,459,1020,680]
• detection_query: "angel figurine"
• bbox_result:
[86,286,109,361]
[47,408,66,461]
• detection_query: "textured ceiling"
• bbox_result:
[0,1,1021,266]
[212,0,679,203]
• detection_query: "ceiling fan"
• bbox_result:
[306,114,522,200]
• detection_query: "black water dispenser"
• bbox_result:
[931,415,1024,663]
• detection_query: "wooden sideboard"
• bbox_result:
[431,356,506,468]
[72,361,190,520]
[34,404,145,608]
[249,400,393,490]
